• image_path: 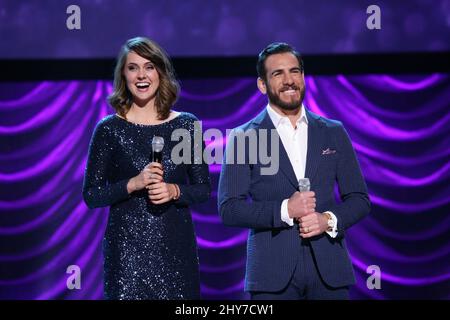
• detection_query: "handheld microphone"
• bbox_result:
[151,136,164,163]
[298,178,310,192]
[297,178,311,232]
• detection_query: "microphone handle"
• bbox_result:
[152,151,162,163]
[296,179,310,226]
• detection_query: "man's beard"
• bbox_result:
[267,84,305,111]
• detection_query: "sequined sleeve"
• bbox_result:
[176,114,211,206]
[82,121,130,209]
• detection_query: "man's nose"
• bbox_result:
[282,73,294,85]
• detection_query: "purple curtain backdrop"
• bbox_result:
[0,74,449,299]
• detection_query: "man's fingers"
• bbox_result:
[299,224,320,237]
[300,213,318,224]
[300,222,317,232]
[300,230,318,238]
[299,215,312,223]
[299,191,315,198]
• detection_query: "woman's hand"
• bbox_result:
[127,162,164,193]
[146,183,178,204]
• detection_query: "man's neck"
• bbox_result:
[269,104,303,128]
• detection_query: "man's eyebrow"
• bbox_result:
[270,68,283,75]
[270,66,301,76]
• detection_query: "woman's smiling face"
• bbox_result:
[123,51,160,105]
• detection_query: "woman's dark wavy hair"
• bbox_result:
[108,37,180,120]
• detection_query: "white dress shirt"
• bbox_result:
[266,104,338,238]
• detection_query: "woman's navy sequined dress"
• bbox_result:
[83,112,210,300]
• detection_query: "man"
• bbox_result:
[218,42,370,299]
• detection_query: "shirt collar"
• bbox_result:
[266,103,308,128]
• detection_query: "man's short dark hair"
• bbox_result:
[256,42,304,82]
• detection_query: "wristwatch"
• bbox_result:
[324,212,335,232]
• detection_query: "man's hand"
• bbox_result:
[287,191,316,219]
[298,212,329,238]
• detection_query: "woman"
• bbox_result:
[82,37,210,300]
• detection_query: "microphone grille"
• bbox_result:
[152,136,164,152]
[298,178,310,192]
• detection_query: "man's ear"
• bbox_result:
[257,77,267,94]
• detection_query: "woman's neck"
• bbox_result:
[127,100,160,124]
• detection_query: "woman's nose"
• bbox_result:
[137,68,146,79]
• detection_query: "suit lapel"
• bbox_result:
[304,109,325,184]
[254,110,298,189]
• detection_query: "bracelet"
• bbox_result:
[177,185,180,199]
[172,184,180,200]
